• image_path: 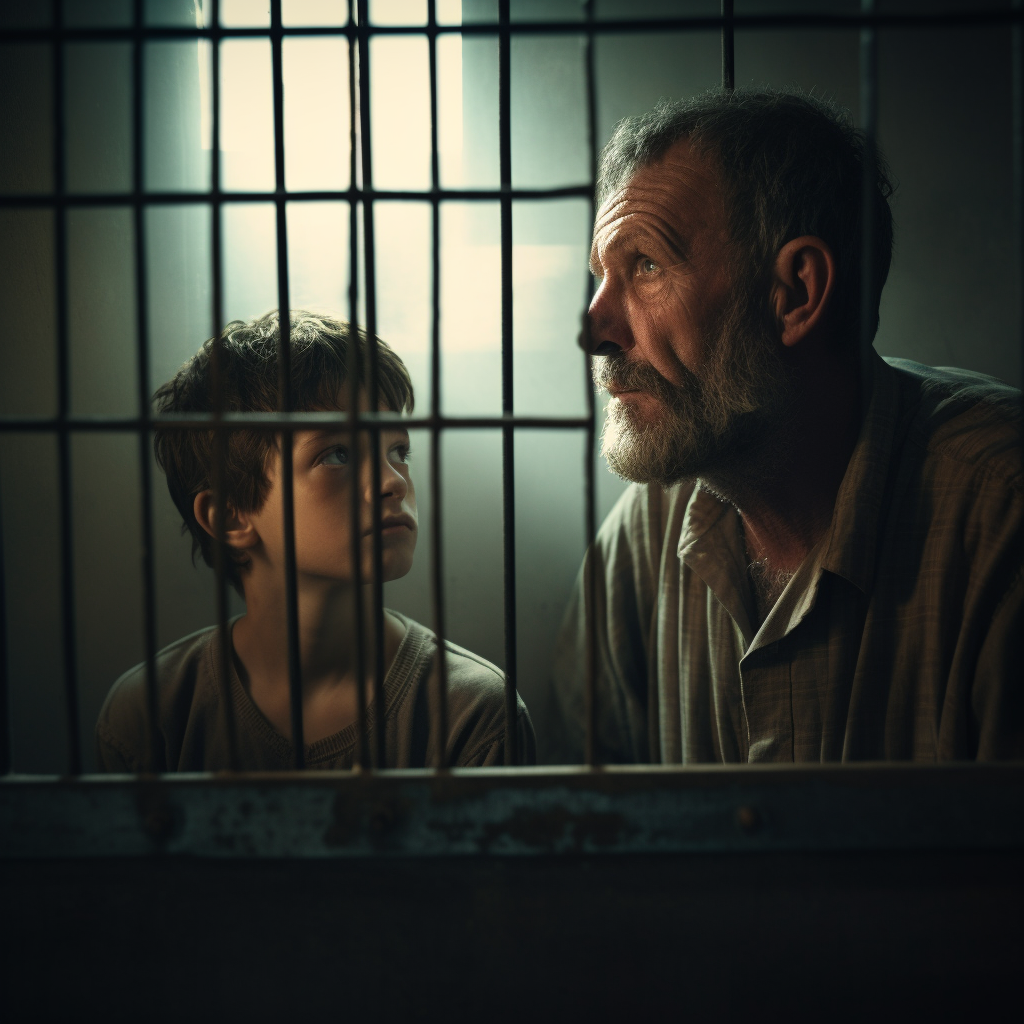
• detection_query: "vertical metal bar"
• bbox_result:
[53,0,82,775]
[498,0,519,766]
[270,0,305,768]
[0,468,10,774]
[348,4,370,771]
[427,0,449,769]
[859,0,878,417]
[207,0,239,770]
[1014,1,1024,398]
[721,0,735,92]
[131,0,160,773]
[356,0,387,770]
[583,0,599,769]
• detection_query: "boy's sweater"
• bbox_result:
[96,612,535,770]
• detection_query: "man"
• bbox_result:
[553,89,1022,763]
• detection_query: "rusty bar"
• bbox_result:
[582,1,599,768]
[1015,1,1024,400]
[0,184,595,208]
[498,0,518,766]
[0,414,596,432]
[52,0,82,775]
[2,765,1023,859]
[206,0,239,770]
[722,0,735,92]
[131,0,160,774]
[3,9,1023,43]
[270,0,305,768]
[427,0,449,770]
[0,469,9,774]
[348,2,370,771]
[859,0,877,418]
[357,0,387,770]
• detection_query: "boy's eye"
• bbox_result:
[390,444,412,464]
[321,446,349,466]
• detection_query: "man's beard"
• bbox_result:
[593,282,794,488]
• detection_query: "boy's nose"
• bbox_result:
[363,447,407,502]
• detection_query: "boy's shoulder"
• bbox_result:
[390,612,535,766]
[95,624,221,771]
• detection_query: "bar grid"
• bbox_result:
[0,1,1017,782]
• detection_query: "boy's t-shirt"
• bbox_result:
[95,612,535,770]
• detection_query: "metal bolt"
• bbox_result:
[735,805,761,834]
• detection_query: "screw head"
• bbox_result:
[735,805,761,834]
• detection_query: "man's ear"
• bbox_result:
[770,235,836,349]
[193,490,259,551]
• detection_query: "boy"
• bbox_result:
[96,310,535,770]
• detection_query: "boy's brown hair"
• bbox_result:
[153,310,414,591]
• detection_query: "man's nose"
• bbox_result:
[580,278,633,356]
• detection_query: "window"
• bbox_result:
[0,0,1020,853]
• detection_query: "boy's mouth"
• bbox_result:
[367,512,416,536]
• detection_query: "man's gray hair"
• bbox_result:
[597,89,895,346]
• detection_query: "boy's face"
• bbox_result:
[247,402,417,588]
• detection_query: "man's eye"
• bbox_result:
[638,257,659,275]
[321,447,349,466]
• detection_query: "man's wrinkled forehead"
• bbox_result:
[591,140,728,262]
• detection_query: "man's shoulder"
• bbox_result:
[884,357,1022,488]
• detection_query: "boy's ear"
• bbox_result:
[193,490,260,550]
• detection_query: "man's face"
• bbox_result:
[588,140,791,486]
[249,394,418,588]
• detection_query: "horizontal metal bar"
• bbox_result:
[0,413,595,432]
[0,186,592,208]
[1,765,1021,859]
[1,10,1021,44]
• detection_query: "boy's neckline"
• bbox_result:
[217,611,428,762]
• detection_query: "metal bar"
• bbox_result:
[270,0,305,769]
[3,10,1023,43]
[721,0,735,92]
[427,0,449,771]
[1015,1,1024,401]
[206,0,239,771]
[0,468,9,774]
[582,1,598,769]
[52,0,82,775]
[348,1,370,772]
[859,0,878,418]
[131,0,160,774]
[498,0,518,767]
[2,765,1023,859]
[356,0,387,771]
[0,185,595,208]
[0,414,595,432]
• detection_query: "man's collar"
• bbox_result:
[818,350,902,595]
[675,349,902,610]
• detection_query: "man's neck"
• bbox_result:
[701,351,863,575]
